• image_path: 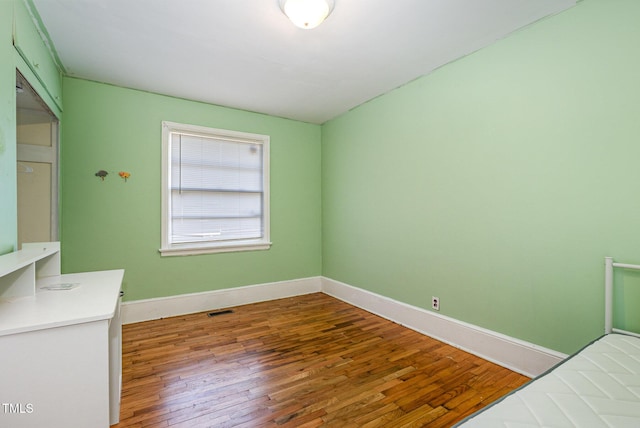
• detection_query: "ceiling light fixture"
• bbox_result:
[279,0,335,30]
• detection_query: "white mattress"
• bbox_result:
[456,334,640,427]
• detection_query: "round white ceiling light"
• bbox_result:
[279,0,335,30]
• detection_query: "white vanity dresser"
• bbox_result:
[0,242,123,428]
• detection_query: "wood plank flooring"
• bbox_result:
[113,293,529,427]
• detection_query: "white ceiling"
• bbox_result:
[31,0,576,124]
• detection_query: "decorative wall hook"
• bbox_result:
[119,171,131,182]
[95,170,108,181]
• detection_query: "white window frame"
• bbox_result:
[160,121,271,256]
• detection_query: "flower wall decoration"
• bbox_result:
[95,170,132,182]
[95,170,108,181]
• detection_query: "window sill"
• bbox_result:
[159,241,272,257]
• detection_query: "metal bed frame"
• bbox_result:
[604,256,640,338]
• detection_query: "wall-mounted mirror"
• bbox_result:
[16,71,59,249]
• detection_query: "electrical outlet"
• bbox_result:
[432,296,440,311]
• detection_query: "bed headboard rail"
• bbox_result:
[605,257,640,336]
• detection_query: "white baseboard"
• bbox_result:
[121,275,566,377]
[121,276,322,324]
[321,277,567,378]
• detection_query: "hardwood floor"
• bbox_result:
[113,293,529,427]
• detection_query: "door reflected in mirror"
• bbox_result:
[16,71,59,249]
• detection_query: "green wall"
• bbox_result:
[61,78,322,301]
[0,0,62,255]
[321,0,640,355]
[0,0,17,254]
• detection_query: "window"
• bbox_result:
[160,121,270,256]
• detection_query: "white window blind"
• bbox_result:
[161,122,270,256]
